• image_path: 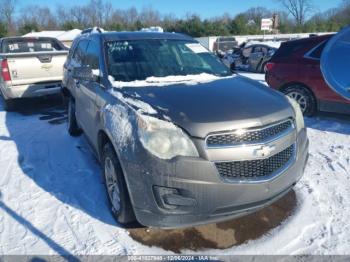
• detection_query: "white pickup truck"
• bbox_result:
[0,37,68,111]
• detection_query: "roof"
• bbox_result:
[56,29,82,41]
[23,31,65,38]
[23,29,82,41]
[245,41,281,49]
[100,31,193,41]
[283,34,334,45]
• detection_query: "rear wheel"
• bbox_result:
[3,99,15,112]
[67,97,82,136]
[102,143,136,225]
[283,85,317,116]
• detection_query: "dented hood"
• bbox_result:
[123,75,294,138]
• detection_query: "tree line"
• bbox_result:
[0,0,350,38]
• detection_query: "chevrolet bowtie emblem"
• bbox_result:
[254,145,276,157]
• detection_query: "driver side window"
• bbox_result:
[71,40,89,67]
[85,40,100,70]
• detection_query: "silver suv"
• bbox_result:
[62,29,309,228]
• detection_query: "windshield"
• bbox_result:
[105,39,231,82]
[2,38,65,53]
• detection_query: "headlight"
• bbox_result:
[137,115,199,159]
[286,96,305,132]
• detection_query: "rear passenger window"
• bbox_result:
[2,39,64,53]
[273,42,305,58]
[307,41,328,59]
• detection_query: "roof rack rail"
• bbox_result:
[81,27,104,35]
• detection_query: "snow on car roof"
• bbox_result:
[245,41,282,49]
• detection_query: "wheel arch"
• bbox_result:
[97,129,137,221]
[97,129,129,183]
[97,129,114,162]
[280,82,317,100]
[279,82,319,112]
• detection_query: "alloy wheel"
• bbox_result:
[104,157,121,213]
[286,91,307,113]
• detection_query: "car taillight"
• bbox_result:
[1,59,11,81]
[265,62,275,72]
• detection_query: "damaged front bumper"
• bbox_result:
[120,129,309,229]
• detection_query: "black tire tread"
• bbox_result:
[283,84,317,116]
[102,142,136,225]
[67,97,82,136]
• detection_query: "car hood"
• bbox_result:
[122,75,294,138]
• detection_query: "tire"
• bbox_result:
[102,142,136,225]
[67,97,82,136]
[4,99,15,112]
[282,85,317,116]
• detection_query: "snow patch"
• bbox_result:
[102,104,133,149]
[109,73,235,88]
[245,41,282,49]
[109,89,157,115]
[92,69,101,76]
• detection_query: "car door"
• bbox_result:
[239,46,252,68]
[305,40,349,104]
[75,39,100,142]
[67,39,89,98]
[249,46,264,71]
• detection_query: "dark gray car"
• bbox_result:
[62,29,309,228]
[232,44,277,73]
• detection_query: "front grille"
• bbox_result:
[215,145,294,180]
[206,120,293,147]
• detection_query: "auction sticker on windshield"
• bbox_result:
[185,43,208,53]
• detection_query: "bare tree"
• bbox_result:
[18,5,58,31]
[140,6,161,27]
[0,0,16,35]
[245,7,272,25]
[278,0,313,25]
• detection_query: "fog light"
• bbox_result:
[153,186,197,210]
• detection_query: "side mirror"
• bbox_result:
[72,67,98,82]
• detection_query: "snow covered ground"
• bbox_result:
[0,72,349,256]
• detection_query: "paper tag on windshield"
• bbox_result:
[185,43,208,53]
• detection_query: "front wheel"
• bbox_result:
[67,97,82,136]
[283,85,317,116]
[102,143,135,225]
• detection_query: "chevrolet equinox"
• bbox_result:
[62,29,309,228]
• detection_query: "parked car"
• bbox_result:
[62,29,308,228]
[266,34,350,116]
[213,36,239,55]
[230,43,278,73]
[0,37,68,111]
